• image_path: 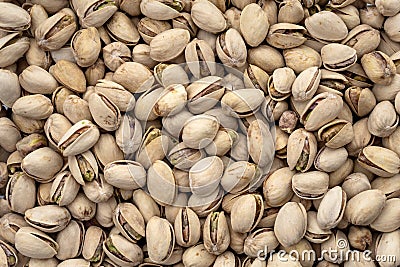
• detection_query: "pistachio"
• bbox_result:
[361,51,396,85]
[146,216,175,263]
[150,29,190,62]
[292,171,329,200]
[321,43,357,72]
[216,28,247,68]
[230,194,264,233]
[191,0,226,33]
[71,27,101,67]
[240,4,269,47]
[357,146,400,177]
[15,226,58,259]
[0,2,31,32]
[113,202,145,243]
[203,211,230,255]
[103,234,143,267]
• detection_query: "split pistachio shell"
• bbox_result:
[361,51,396,85]
[50,171,80,206]
[216,28,247,68]
[147,160,177,205]
[274,202,307,247]
[113,202,145,243]
[247,119,274,168]
[6,172,36,214]
[263,167,295,207]
[51,60,87,93]
[267,23,306,49]
[106,11,140,46]
[103,234,143,267]
[113,62,154,93]
[314,147,348,173]
[135,127,169,169]
[82,226,105,265]
[344,86,376,117]
[88,92,121,131]
[367,101,398,138]
[305,211,332,244]
[317,119,354,149]
[244,228,279,258]
[291,66,321,101]
[344,189,386,225]
[153,84,187,116]
[71,27,101,67]
[25,205,71,233]
[185,39,216,79]
[68,150,98,185]
[221,161,261,194]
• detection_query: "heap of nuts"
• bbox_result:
[1,0,400,266]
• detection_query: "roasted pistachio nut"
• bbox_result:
[231,194,264,233]
[244,228,279,258]
[370,198,400,232]
[103,234,143,267]
[0,118,21,153]
[361,51,396,85]
[68,150,98,186]
[51,60,87,93]
[247,119,275,168]
[0,2,31,32]
[189,156,224,196]
[374,230,400,267]
[135,127,169,169]
[274,202,307,247]
[287,128,317,172]
[56,220,85,260]
[106,11,140,46]
[67,192,96,221]
[15,226,58,259]
[24,205,71,233]
[267,23,306,50]
[71,0,118,28]
[267,67,295,101]
[168,143,205,171]
[221,161,260,194]
[317,119,354,149]
[6,172,36,214]
[341,24,380,58]
[305,211,332,244]
[58,120,100,157]
[314,147,348,173]
[203,211,230,255]
[113,202,145,243]
[263,167,295,207]
[344,86,376,117]
[19,65,58,95]
[0,33,30,68]
[0,69,21,108]
[113,62,154,93]
[185,39,216,79]
[357,146,400,177]
[104,160,146,190]
[147,160,177,205]
[344,189,386,225]
[240,3,269,47]
[0,239,18,266]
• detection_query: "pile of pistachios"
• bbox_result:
[1,0,400,266]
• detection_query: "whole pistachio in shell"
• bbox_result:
[15,226,59,259]
[185,38,216,79]
[58,120,100,157]
[292,171,329,200]
[203,211,230,255]
[150,29,190,62]
[35,8,77,51]
[0,118,22,153]
[262,167,295,207]
[244,64,270,93]
[182,244,217,267]
[104,160,146,190]
[24,205,71,233]
[50,60,87,93]
[82,226,106,265]
[347,226,372,251]
[267,67,296,101]
[5,172,36,214]
[314,147,348,173]
[374,230,400,267]
[189,156,224,197]
[88,92,121,132]
[240,3,269,47]
[370,198,400,232]
[287,128,318,172]
[274,202,307,247]
[113,62,154,93]
[139,0,183,20]
[146,216,175,264]
[283,45,322,74]
[267,23,307,50]
[147,160,177,205]
[21,147,64,183]
[321,43,357,72]
[0,2,31,32]
[361,51,396,85]
[357,146,400,177]
[216,28,247,68]
[305,11,348,42]
[168,142,205,171]
[317,186,347,230]
[68,150,98,185]
[153,84,187,117]
[342,172,371,199]
[71,0,118,28]
[247,119,275,168]
[50,171,80,206]
[71,27,101,67]
[305,211,332,244]
[174,207,201,248]
[291,66,321,101]
[191,0,226,33]
[0,33,28,68]
[19,65,58,95]
[230,194,264,233]
[221,89,264,118]
[344,189,386,225]
[0,69,21,108]
[12,94,53,120]
[103,234,143,267]
[243,228,279,258]
[181,115,219,149]
[113,202,145,243]
[300,92,343,132]
[341,24,380,58]
[344,86,376,117]
[221,161,261,194]
[106,11,140,46]
[135,127,169,169]
[367,100,398,138]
